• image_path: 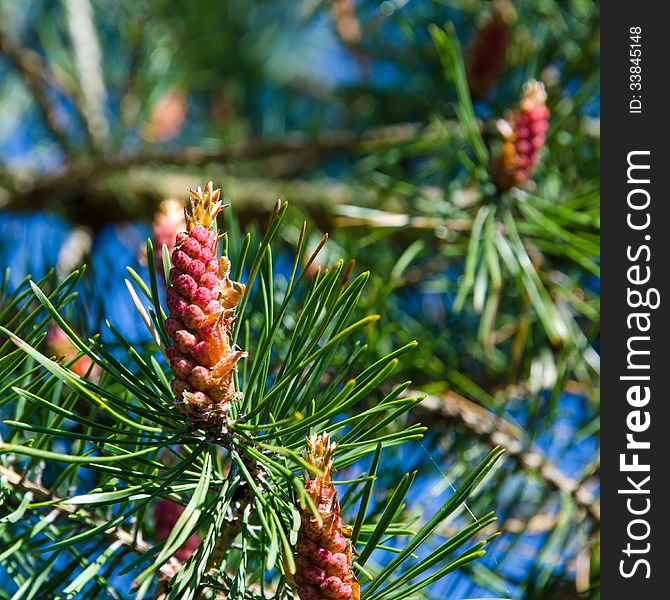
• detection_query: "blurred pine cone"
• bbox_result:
[492,79,550,190]
[467,0,516,99]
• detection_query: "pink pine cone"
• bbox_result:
[164,182,246,432]
[493,79,550,191]
[151,198,186,280]
[466,0,515,100]
[153,499,200,561]
[45,325,100,382]
[291,434,359,600]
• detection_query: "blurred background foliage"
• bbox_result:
[0,0,599,598]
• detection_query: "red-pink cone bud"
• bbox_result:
[165,182,246,433]
[45,325,100,382]
[331,0,361,46]
[288,433,360,600]
[143,88,187,142]
[153,499,200,561]
[151,199,187,280]
[492,79,550,191]
[466,0,516,100]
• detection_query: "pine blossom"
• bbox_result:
[153,498,200,561]
[45,325,100,382]
[466,0,515,100]
[291,433,359,600]
[152,198,186,280]
[165,181,246,433]
[492,79,550,191]
[332,0,361,46]
[143,88,187,142]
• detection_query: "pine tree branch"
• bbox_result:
[0,123,431,227]
[3,121,420,186]
[0,30,74,154]
[1,463,249,597]
[63,0,111,150]
[0,169,429,229]
[0,464,177,576]
[412,390,600,523]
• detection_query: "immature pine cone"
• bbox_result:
[290,433,360,600]
[466,0,515,100]
[46,325,100,382]
[154,498,200,561]
[152,198,186,280]
[492,79,550,191]
[331,0,361,46]
[165,182,246,432]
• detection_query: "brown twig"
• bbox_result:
[13,121,421,186]
[412,390,600,523]
[0,31,73,154]
[0,122,426,225]
[0,170,422,231]
[0,462,255,598]
[0,464,175,575]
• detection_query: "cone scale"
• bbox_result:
[290,433,360,600]
[164,181,246,433]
